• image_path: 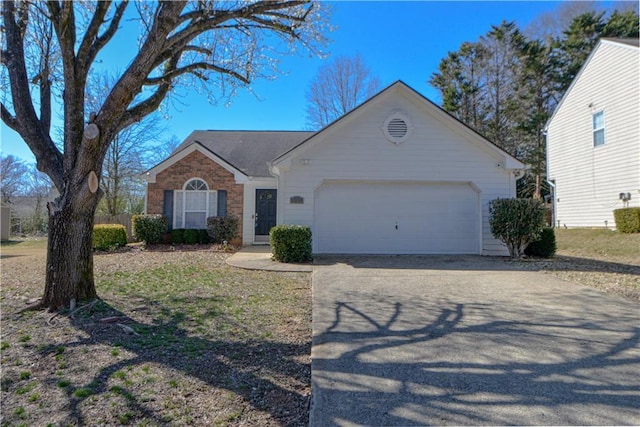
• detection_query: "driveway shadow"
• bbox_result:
[311,267,640,426]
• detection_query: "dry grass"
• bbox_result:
[519,228,640,302]
[1,239,311,426]
[1,228,637,425]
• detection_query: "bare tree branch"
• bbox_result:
[144,61,250,86]
[1,103,20,133]
[76,1,112,71]
[83,1,128,73]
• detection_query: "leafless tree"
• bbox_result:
[0,154,30,204]
[305,54,379,129]
[86,73,166,216]
[1,1,330,310]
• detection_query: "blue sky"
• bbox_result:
[0,1,626,164]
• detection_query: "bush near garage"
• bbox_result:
[207,216,239,243]
[132,214,168,244]
[270,225,312,263]
[488,198,546,259]
[613,207,640,233]
[525,227,556,258]
[93,224,127,251]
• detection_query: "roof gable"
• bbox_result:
[545,38,640,130]
[143,142,249,183]
[272,80,525,170]
[145,130,313,181]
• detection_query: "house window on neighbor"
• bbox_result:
[173,178,217,229]
[592,111,605,147]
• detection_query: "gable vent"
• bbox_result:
[382,112,412,144]
[387,118,408,138]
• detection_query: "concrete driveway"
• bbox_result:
[310,256,640,426]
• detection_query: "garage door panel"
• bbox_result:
[314,182,479,254]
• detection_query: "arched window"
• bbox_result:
[185,178,208,191]
[174,178,217,229]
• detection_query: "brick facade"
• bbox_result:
[146,151,244,244]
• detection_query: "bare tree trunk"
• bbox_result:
[42,192,99,310]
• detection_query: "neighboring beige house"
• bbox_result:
[1,205,10,240]
[144,81,525,255]
[546,38,640,228]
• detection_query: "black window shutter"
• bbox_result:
[217,190,227,217]
[163,190,174,230]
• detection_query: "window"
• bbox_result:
[593,111,605,147]
[173,178,218,229]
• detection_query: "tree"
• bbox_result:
[1,1,329,310]
[429,42,487,131]
[86,73,167,216]
[305,54,379,129]
[22,166,53,234]
[430,8,638,199]
[524,1,597,42]
[0,154,29,204]
[557,10,639,91]
[430,22,528,154]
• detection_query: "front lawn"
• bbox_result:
[533,228,640,301]
[0,240,311,426]
[555,228,640,264]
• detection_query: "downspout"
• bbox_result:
[547,179,557,228]
[543,129,557,228]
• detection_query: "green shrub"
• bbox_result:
[524,227,556,258]
[183,229,199,244]
[270,225,312,263]
[613,207,640,233]
[207,216,239,243]
[198,229,210,244]
[93,224,127,251]
[132,214,168,244]
[488,198,546,259]
[171,229,185,245]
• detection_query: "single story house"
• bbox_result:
[546,38,639,228]
[144,81,525,255]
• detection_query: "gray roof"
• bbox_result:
[604,38,639,48]
[174,130,314,177]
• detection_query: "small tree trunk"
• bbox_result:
[42,193,99,311]
[534,172,542,200]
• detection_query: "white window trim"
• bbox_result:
[592,110,605,147]
[173,178,218,229]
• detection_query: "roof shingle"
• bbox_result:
[174,130,314,177]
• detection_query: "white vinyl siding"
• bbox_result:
[547,40,640,228]
[275,85,517,255]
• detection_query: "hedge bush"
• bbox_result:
[488,198,546,259]
[207,216,239,243]
[613,207,640,233]
[132,214,168,244]
[171,228,185,244]
[524,227,556,258]
[93,224,127,251]
[198,229,210,244]
[184,228,199,244]
[270,225,312,263]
